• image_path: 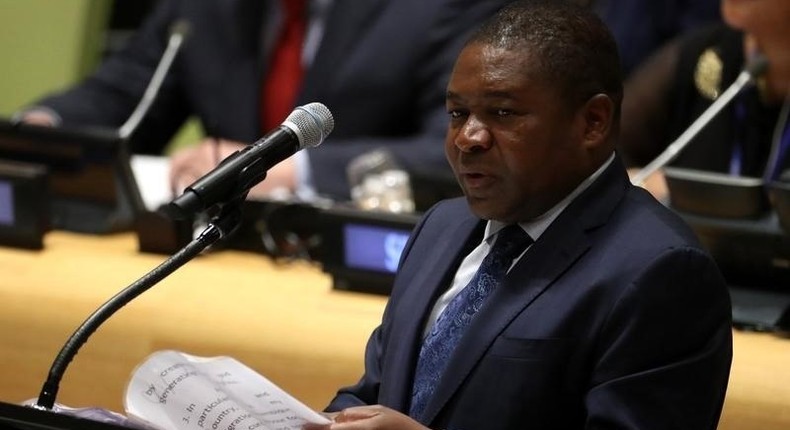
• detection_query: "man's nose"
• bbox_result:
[454,116,492,152]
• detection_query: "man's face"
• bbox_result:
[445,43,589,223]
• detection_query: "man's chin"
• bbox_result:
[465,196,538,224]
[465,195,505,221]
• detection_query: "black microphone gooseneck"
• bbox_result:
[35,22,193,409]
[34,215,233,411]
[34,102,334,411]
[631,55,769,186]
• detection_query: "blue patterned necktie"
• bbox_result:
[409,224,533,419]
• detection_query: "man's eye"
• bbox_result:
[496,109,513,117]
[448,110,466,119]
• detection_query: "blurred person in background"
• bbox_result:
[620,0,790,199]
[16,0,511,202]
[15,0,721,206]
[583,0,721,76]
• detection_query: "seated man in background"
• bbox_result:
[16,0,720,206]
[17,0,512,202]
[313,1,732,429]
[620,0,790,200]
[585,0,721,76]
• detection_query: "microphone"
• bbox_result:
[118,20,191,140]
[166,102,334,219]
[630,55,769,186]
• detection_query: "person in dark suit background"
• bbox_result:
[16,0,720,204]
[619,0,790,200]
[311,1,732,429]
[17,0,512,202]
[585,0,721,76]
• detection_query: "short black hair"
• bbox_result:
[467,0,623,117]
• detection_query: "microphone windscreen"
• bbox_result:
[745,54,769,77]
[285,103,335,149]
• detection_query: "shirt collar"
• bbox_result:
[485,153,615,243]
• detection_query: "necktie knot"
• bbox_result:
[489,224,533,268]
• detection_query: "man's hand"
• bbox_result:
[168,138,297,199]
[17,110,59,127]
[304,405,430,430]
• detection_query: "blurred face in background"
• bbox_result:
[721,0,790,34]
[722,0,790,100]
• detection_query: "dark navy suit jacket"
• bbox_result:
[592,0,720,75]
[35,0,510,199]
[327,157,732,429]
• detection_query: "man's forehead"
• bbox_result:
[460,42,530,61]
[455,43,541,77]
[449,48,545,94]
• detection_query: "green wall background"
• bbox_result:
[0,0,110,116]
[0,0,201,152]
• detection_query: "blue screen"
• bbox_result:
[344,224,410,273]
[0,181,13,226]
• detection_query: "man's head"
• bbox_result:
[445,0,623,223]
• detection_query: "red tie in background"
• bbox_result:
[261,0,306,131]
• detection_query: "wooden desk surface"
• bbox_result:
[1,232,789,429]
[0,232,387,413]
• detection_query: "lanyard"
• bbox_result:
[729,92,790,180]
[764,96,790,181]
[729,96,747,175]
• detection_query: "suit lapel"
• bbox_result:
[300,0,385,102]
[378,213,485,411]
[213,0,266,137]
[217,0,263,55]
[420,158,632,424]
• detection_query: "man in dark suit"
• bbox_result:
[587,0,721,76]
[315,1,732,429]
[18,0,510,201]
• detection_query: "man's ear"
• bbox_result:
[579,93,615,150]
